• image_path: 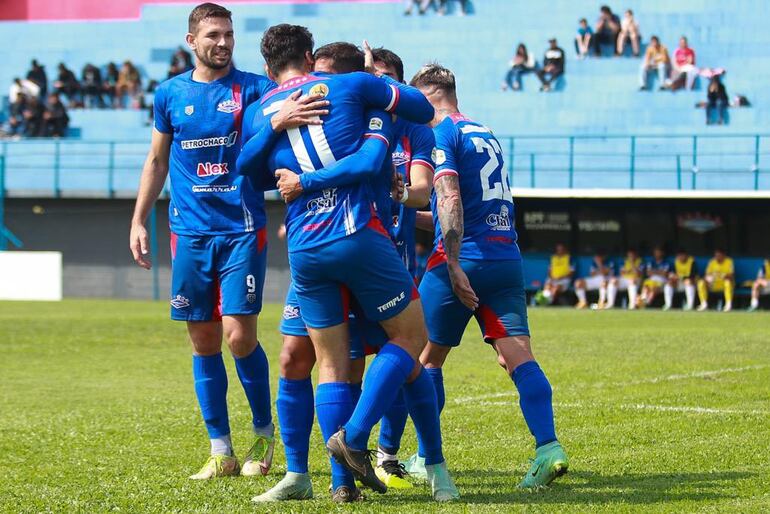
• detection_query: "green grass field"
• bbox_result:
[1,300,769,513]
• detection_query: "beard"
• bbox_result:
[195,47,231,70]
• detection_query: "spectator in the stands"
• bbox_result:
[9,77,40,103]
[81,63,105,108]
[22,95,45,137]
[26,59,47,98]
[43,93,70,137]
[437,0,470,15]
[617,9,640,57]
[575,18,593,59]
[594,5,621,56]
[103,62,119,107]
[502,43,536,91]
[666,36,698,90]
[168,46,193,78]
[536,38,565,92]
[706,75,728,125]
[639,36,670,90]
[6,93,28,136]
[404,0,428,15]
[53,62,80,106]
[115,60,142,108]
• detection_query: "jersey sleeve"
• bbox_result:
[432,122,459,183]
[256,76,278,99]
[408,124,436,173]
[153,85,172,134]
[350,72,434,124]
[237,103,279,191]
[299,109,393,193]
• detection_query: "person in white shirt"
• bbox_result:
[617,9,640,56]
[8,77,40,103]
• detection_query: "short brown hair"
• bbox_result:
[188,3,232,33]
[261,24,314,76]
[410,63,456,95]
[313,42,364,74]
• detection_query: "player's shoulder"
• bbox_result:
[155,71,193,96]
[234,69,275,88]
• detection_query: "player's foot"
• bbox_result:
[326,428,386,494]
[683,303,694,311]
[251,472,313,502]
[697,303,708,312]
[241,432,275,476]
[662,304,671,311]
[189,454,240,480]
[426,460,460,501]
[403,453,428,480]
[375,460,413,489]
[747,304,759,312]
[575,300,587,310]
[518,441,569,489]
[331,485,364,503]
[723,302,732,312]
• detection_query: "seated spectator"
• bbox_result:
[103,62,119,107]
[502,43,536,91]
[53,62,80,106]
[638,36,670,90]
[607,249,642,309]
[43,93,70,137]
[26,59,47,98]
[116,60,142,108]
[437,0,470,15]
[6,92,28,136]
[748,257,769,312]
[640,246,671,308]
[9,77,40,103]
[168,46,193,78]
[575,18,593,59]
[22,96,45,137]
[617,9,640,57]
[667,249,697,311]
[667,36,698,90]
[594,5,621,56]
[404,0,436,15]
[574,251,614,309]
[542,243,574,305]
[81,63,105,108]
[697,248,734,312]
[706,75,728,125]
[536,38,565,92]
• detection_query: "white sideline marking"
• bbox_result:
[618,365,768,386]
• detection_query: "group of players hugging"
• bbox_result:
[129,3,569,503]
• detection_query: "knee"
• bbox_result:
[189,325,222,356]
[224,327,256,358]
[279,337,315,379]
[421,342,450,369]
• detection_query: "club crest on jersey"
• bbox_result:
[369,117,383,130]
[433,148,446,165]
[283,305,300,319]
[486,205,511,231]
[184,105,194,115]
[217,99,241,113]
[197,162,229,177]
[306,188,338,215]
[170,295,190,309]
[309,83,329,98]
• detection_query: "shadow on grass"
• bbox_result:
[454,469,754,505]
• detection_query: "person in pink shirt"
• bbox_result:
[667,36,698,90]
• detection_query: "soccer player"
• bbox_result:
[574,251,614,309]
[639,246,671,308]
[606,249,642,309]
[407,63,569,489]
[542,243,574,306]
[128,3,326,480]
[748,257,770,311]
[666,249,697,310]
[238,25,458,501]
[697,248,735,311]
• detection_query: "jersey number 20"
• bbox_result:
[471,136,510,201]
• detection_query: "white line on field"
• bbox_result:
[616,365,768,386]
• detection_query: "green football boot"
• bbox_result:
[403,453,428,481]
[252,472,313,502]
[426,460,460,502]
[518,441,569,489]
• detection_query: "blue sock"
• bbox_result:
[192,353,230,438]
[316,382,355,489]
[512,360,557,448]
[349,381,362,406]
[277,377,313,474]
[344,343,415,451]
[404,367,444,465]
[234,344,272,433]
[378,388,408,456]
[425,367,445,413]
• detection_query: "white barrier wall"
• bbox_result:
[0,251,63,301]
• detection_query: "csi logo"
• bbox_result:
[197,162,229,177]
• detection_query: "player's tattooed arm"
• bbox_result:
[435,174,479,310]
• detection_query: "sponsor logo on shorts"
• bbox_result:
[197,162,230,177]
[247,293,257,304]
[377,291,406,313]
[170,295,190,309]
[306,188,338,215]
[283,305,300,319]
[181,131,238,150]
[217,99,241,113]
[486,205,511,231]
[192,184,238,193]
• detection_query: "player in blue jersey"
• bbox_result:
[128,4,328,481]
[406,64,569,488]
[238,25,458,501]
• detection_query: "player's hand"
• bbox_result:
[448,261,479,310]
[129,222,152,270]
[271,90,330,132]
[275,168,303,202]
[391,171,405,202]
[363,39,376,74]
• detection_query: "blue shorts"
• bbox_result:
[170,229,267,321]
[419,259,530,347]
[288,224,417,330]
[280,281,389,359]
